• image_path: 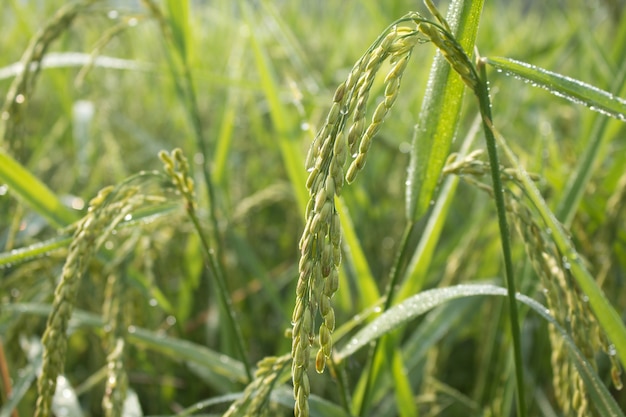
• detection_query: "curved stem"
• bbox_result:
[475,58,526,417]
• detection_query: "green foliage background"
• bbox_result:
[0,0,625,416]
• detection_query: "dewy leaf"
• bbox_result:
[0,148,78,227]
[485,56,626,121]
[338,284,625,417]
[405,0,484,221]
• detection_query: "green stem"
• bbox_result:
[329,359,354,417]
[186,205,253,380]
[164,19,252,380]
[357,222,417,416]
[475,59,526,417]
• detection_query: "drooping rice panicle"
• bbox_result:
[292,16,422,417]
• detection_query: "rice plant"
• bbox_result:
[1,1,625,416]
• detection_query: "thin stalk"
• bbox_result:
[328,359,354,417]
[357,222,417,416]
[475,58,526,417]
[185,202,253,380]
[154,8,251,379]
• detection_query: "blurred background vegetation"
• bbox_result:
[1,0,625,415]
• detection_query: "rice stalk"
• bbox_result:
[223,354,290,417]
[292,16,422,417]
[0,0,99,148]
[443,150,622,416]
[159,148,253,379]
[34,183,160,417]
[101,273,129,417]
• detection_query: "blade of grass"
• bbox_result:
[339,284,625,417]
[335,196,380,309]
[0,201,179,268]
[484,56,626,121]
[388,346,418,417]
[405,0,484,221]
[3,303,249,387]
[555,50,626,226]
[0,148,78,228]
[213,32,245,186]
[164,0,190,63]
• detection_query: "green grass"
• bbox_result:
[1,1,626,416]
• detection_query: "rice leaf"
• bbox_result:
[3,303,248,388]
[485,56,626,121]
[0,148,78,227]
[165,0,190,62]
[405,0,484,221]
[338,284,625,417]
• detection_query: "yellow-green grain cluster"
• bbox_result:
[0,0,97,147]
[442,150,622,415]
[224,354,290,417]
[418,0,479,91]
[159,148,196,210]
[102,273,130,417]
[293,19,421,417]
[35,185,149,417]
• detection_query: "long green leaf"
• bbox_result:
[338,284,625,417]
[555,49,626,227]
[3,303,248,387]
[485,56,626,121]
[335,196,380,308]
[165,0,190,62]
[405,0,484,221]
[0,148,78,227]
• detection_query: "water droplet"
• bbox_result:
[107,10,119,19]
[127,325,136,334]
[70,197,84,210]
[124,213,133,221]
[149,298,157,307]
[128,18,138,27]
[301,122,310,131]
[609,344,617,356]
[15,94,25,104]
[104,240,114,250]
[0,184,8,196]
